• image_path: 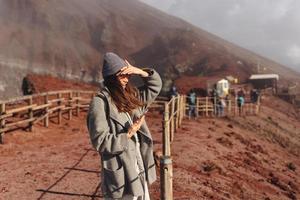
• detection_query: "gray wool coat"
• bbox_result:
[87,69,162,199]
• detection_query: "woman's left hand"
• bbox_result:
[117,60,149,77]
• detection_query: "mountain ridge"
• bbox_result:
[0,0,299,99]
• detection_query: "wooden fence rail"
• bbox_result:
[0,90,96,144]
[186,96,260,118]
[159,95,260,200]
[0,90,169,144]
[160,95,186,200]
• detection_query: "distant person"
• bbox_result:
[237,94,245,116]
[237,88,245,98]
[217,97,226,117]
[168,85,178,100]
[251,89,259,104]
[22,76,35,95]
[187,89,197,119]
[87,52,162,200]
[211,84,218,115]
[211,84,218,99]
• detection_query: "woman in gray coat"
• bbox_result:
[87,52,162,199]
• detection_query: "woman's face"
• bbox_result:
[116,66,132,89]
[117,74,129,89]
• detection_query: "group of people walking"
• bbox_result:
[183,86,261,118]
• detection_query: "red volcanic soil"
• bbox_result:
[26,73,99,93]
[0,96,299,200]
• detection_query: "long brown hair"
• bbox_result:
[104,74,143,113]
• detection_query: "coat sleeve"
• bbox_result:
[87,96,128,155]
[138,68,162,111]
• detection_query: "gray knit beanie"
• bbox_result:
[102,52,127,78]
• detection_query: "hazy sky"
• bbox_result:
[140,0,300,72]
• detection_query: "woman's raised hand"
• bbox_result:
[117,60,149,77]
[127,115,145,139]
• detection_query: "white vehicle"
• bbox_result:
[216,79,229,97]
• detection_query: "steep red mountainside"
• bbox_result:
[1,0,300,99]
[24,74,98,94]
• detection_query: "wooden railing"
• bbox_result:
[0,90,96,144]
[159,95,260,200]
[189,96,260,117]
[160,95,186,200]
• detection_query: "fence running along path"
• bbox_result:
[158,95,260,200]
[192,96,260,117]
[0,90,96,143]
[0,91,260,200]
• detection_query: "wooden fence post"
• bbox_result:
[205,97,208,117]
[177,96,181,127]
[179,96,184,126]
[182,96,186,118]
[255,96,260,115]
[195,97,199,118]
[160,156,173,200]
[234,97,237,116]
[44,94,49,127]
[182,95,185,121]
[0,103,6,144]
[28,96,33,132]
[176,96,180,130]
[170,98,175,141]
[228,99,232,116]
[163,103,171,156]
[161,101,173,200]
[213,96,217,116]
[57,93,62,124]
[68,91,73,120]
[76,91,80,116]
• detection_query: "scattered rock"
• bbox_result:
[234,134,251,146]
[71,128,80,132]
[267,116,272,121]
[267,173,291,193]
[287,192,297,200]
[248,144,265,154]
[224,131,235,137]
[208,127,216,132]
[287,162,296,171]
[201,161,222,174]
[1,187,8,193]
[24,171,32,176]
[182,126,191,131]
[216,137,233,148]
[288,181,298,191]
[227,124,234,128]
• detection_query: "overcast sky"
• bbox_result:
[140,0,300,72]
